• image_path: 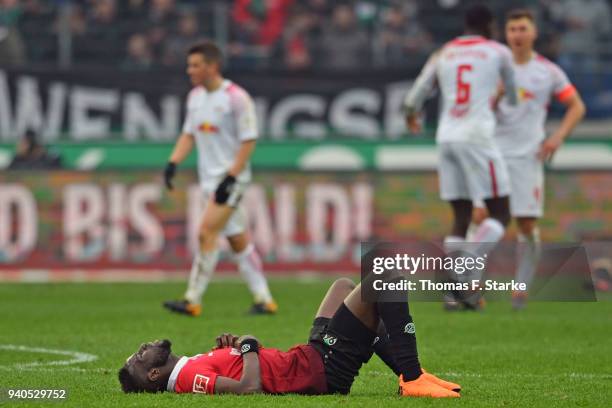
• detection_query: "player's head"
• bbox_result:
[186,41,223,86]
[505,9,537,52]
[464,4,495,38]
[118,339,175,393]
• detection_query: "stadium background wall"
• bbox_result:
[1,67,611,143]
[1,168,610,277]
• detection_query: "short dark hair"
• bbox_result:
[464,4,494,35]
[188,41,223,67]
[506,8,535,23]
[118,366,141,393]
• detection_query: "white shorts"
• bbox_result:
[505,156,544,218]
[200,182,248,237]
[438,142,510,201]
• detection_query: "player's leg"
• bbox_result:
[464,144,511,244]
[513,217,540,309]
[342,280,460,397]
[313,277,356,319]
[163,196,234,316]
[507,156,544,309]
[308,278,402,377]
[227,231,277,314]
[466,199,488,241]
[439,143,472,261]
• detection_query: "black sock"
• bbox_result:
[372,322,401,376]
[376,300,421,381]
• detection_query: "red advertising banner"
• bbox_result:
[0,171,610,278]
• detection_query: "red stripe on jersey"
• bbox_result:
[555,85,577,103]
[488,160,498,198]
[449,36,487,46]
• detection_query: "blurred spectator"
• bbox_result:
[0,0,26,65]
[318,3,369,70]
[122,33,154,70]
[9,130,62,170]
[375,5,433,67]
[230,0,294,64]
[162,12,203,67]
[145,0,178,61]
[280,5,314,70]
[551,0,612,70]
[74,0,121,65]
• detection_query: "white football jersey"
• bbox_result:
[182,79,258,188]
[405,35,516,145]
[495,53,576,157]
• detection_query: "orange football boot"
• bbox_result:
[398,374,460,398]
[421,369,461,392]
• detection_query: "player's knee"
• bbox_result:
[332,278,356,294]
[198,228,218,246]
[516,218,536,236]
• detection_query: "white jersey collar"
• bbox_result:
[166,356,189,392]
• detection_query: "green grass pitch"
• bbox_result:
[1,279,611,407]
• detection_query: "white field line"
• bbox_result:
[0,344,98,369]
[1,364,608,381]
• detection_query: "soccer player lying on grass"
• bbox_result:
[119,278,461,398]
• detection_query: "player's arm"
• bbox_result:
[403,51,439,134]
[539,91,586,161]
[228,139,256,177]
[165,94,197,190]
[213,335,262,395]
[499,48,518,106]
[215,88,258,205]
[163,133,194,190]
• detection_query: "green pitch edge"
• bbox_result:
[0,139,611,171]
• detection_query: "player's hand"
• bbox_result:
[215,333,239,349]
[405,114,422,134]
[538,135,562,162]
[164,162,177,190]
[214,174,236,205]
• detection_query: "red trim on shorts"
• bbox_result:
[488,160,498,198]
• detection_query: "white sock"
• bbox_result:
[235,244,273,304]
[444,235,466,254]
[466,222,479,242]
[515,228,541,292]
[466,218,505,282]
[184,250,219,305]
[444,236,467,282]
[468,218,505,245]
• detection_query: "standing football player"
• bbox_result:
[404,5,517,309]
[497,9,585,309]
[162,42,277,316]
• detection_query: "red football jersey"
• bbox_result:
[167,344,327,395]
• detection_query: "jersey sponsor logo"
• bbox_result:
[198,121,220,133]
[518,88,535,102]
[193,374,210,394]
[404,323,416,334]
[322,334,337,346]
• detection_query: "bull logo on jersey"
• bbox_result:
[198,122,219,133]
[323,334,337,346]
[518,88,535,102]
[193,374,210,393]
